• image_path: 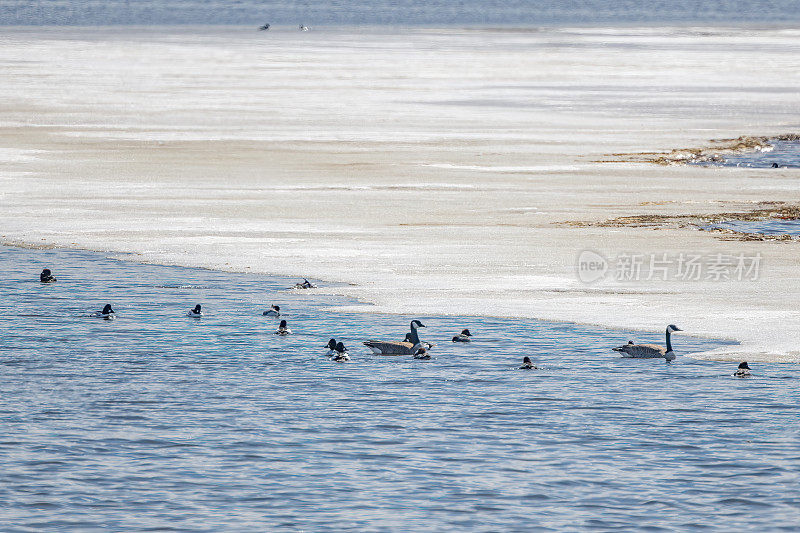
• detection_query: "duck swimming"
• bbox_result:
[734,361,751,377]
[413,347,431,360]
[96,304,115,320]
[325,338,338,356]
[519,356,536,369]
[275,319,292,336]
[404,332,434,350]
[39,268,56,283]
[612,325,682,361]
[452,329,472,342]
[331,341,350,362]
[293,278,316,289]
[364,320,427,355]
[187,304,203,317]
[263,305,281,317]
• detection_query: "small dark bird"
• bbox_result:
[275,319,292,335]
[734,361,751,377]
[452,329,472,342]
[294,278,316,289]
[332,341,350,362]
[98,304,115,320]
[325,338,337,356]
[413,347,431,360]
[40,268,56,283]
[519,356,536,370]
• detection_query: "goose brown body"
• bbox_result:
[612,325,682,361]
[364,320,427,355]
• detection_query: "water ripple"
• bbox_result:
[0,246,797,531]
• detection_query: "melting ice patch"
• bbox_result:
[694,139,800,168]
[705,218,800,236]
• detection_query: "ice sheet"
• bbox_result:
[2,26,800,360]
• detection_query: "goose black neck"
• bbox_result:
[666,327,673,352]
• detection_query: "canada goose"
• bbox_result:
[39,268,56,283]
[263,305,280,317]
[612,325,682,360]
[519,356,536,369]
[364,320,427,355]
[258,23,270,31]
[293,278,316,289]
[187,304,203,317]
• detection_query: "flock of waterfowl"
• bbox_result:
[38,268,753,376]
[258,23,309,31]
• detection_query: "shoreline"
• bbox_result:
[2,240,744,358]
[2,241,739,358]
[2,26,799,361]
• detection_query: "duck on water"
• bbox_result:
[275,320,292,336]
[404,332,434,350]
[734,362,751,377]
[331,342,350,362]
[293,278,316,289]
[40,269,56,283]
[413,347,431,360]
[452,329,472,342]
[612,325,682,361]
[364,320,428,355]
[325,338,338,357]
[96,304,115,320]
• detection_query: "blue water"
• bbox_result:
[1,245,799,531]
[696,140,800,169]
[3,0,800,26]
[706,218,800,236]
